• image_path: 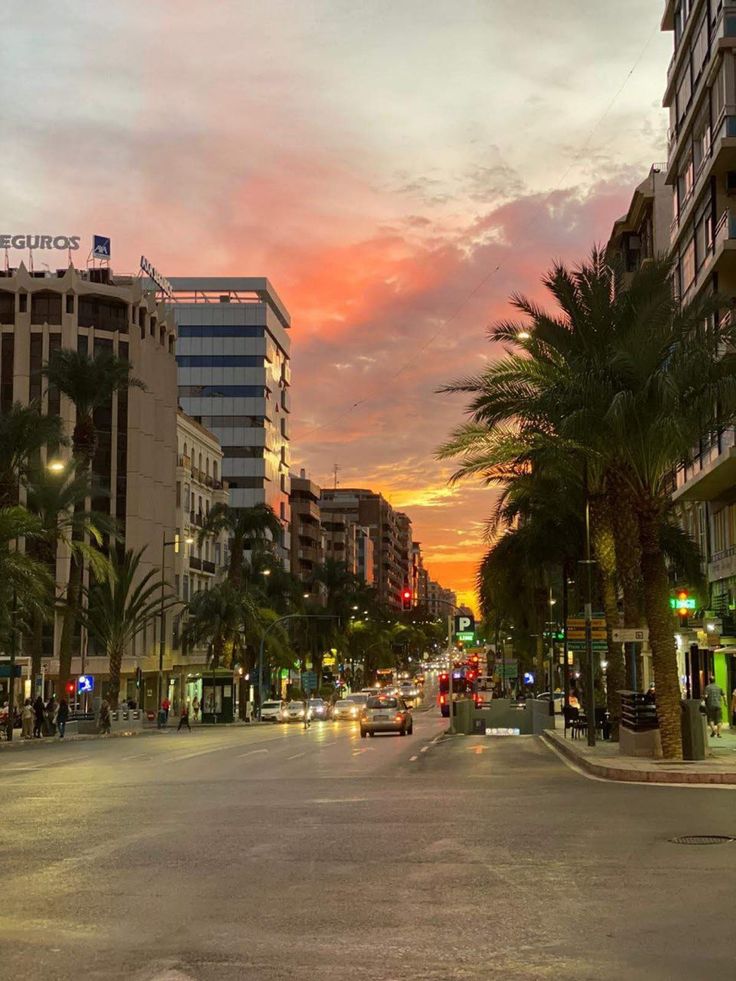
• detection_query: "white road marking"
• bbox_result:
[409,755,419,762]
[420,746,429,753]
[286,752,305,760]
[238,748,269,758]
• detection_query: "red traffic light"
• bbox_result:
[65,680,75,695]
[401,588,412,611]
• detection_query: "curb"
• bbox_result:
[542,731,736,785]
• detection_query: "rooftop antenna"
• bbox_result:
[333,464,340,490]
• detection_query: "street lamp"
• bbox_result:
[47,459,65,473]
[158,533,193,715]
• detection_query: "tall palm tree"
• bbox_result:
[23,464,115,680]
[42,349,144,695]
[0,402,64,506]
[82,548,172,709]
[439,252,736,757]
[199,502,282,586]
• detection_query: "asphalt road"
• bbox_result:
[3,710,736,981]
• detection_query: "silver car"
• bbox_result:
[360,695,413,738]
[260,700,286,723]
[332,698,362,721]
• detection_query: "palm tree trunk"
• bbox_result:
[639,505,683,759]
[108,642,124,709]
[590,495,623,735]
[228,532,244,587]
[58,550,82,696]
[607,473,645,687]
[30,610,43,683]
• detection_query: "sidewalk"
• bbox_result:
[543,728,736,785]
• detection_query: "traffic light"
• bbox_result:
[65,680,75,696]
[676,589,689,621]
[401,587,412,611]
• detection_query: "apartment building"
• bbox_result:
[606,163,672,275]
[426,579,457,620]
[662,0,736,623]
[320,488,404,606]
[412,542,427,609]
[289,469,324,587]
[170,277,291,568]
[0,261,177,695]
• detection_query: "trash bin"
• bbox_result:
[681,699,706,761]
[472,717,487,735]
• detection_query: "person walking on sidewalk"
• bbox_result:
[704,675,727,738]
[45,695,57,736]
[192,696,200,722]
[98,700,111,736]
[56,698,69,739]
[32,695,45,738]
[177,701,191,731]
[21,698,33,739]
[162,696,171,722]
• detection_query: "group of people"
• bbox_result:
[14,695,70,739]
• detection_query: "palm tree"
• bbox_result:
[23,464,115,681]
[42,349,145,695]
[0,506,54,643]
[82,548,172,709]
[0,402,64,506]
[199,502,282,586]
[439,252,736,757]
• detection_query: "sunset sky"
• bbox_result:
[2,1,673,610]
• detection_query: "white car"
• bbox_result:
[284,700,308,723]
[332,699,362,721]
[261,700,287,723]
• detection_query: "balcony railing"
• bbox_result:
[189,555,202,570]
[202,559,216,574]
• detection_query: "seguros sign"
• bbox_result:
[0,234,81,250]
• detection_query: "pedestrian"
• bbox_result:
[56,697,69,739]
[162,696,171,721]
[703,674,727,738]
[192,695,200,721]
[98,699,111,735]
[177,701,191,731]
[45,695,57,736]
[21,698,34,739]
[33,695,44,738]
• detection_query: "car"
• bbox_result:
[332,698,362,721]
[308,698,329,721]
[260,700,287,723]
[284,700,308,723]
[537,692,565,713]
[360,695,413,738]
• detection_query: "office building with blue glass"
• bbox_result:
[169,277,291,566]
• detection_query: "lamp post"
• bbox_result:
[158,533,193,715]
[548,590,557,713]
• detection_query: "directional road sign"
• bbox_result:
[301,670,318,694]
[612,628,649,643]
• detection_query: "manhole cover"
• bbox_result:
[670,835,736,845]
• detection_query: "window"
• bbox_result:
[175,355,263,367]
[0,291,13,324]
[65,293,74,315]
[184,484,190,510]
[31,291,62,325]
[176,481,181,507]
[1,333,14,411]
[201,415,266,428]
[213,462,218,481]
[29,334,43,402]
[680,236,696,293]
[18,293,27,313]
[223,446,264,458]
[676,64,692,126]
[78,296,127,332]
[177,325,264,338]
[179,385,268,397]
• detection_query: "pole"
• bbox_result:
[562,565,570,712]
[6,590,17,741]
[158,532,166,716]
[446,612,454,733]
[584,485,596,747]
[548,586,555,716]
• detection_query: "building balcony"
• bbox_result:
[708,545,736,583]
[669,113,736,242]
[202,559,216,574]
[673,431,736,503]
[189,555,202,570]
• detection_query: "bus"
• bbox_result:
[375,668,394,688]
[437,666,481,717]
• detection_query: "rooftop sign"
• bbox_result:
[140,254,172,297]
[0,234,81,250]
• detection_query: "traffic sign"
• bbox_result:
[454,614,475,635]
[612,628,649,643]
[0,663,21,678]
[567,629,607,640]
[568,639,607,652]
[301,670,318,693]
[456,631,475,643]
[77,674,95,693]
[567,617,606,630]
